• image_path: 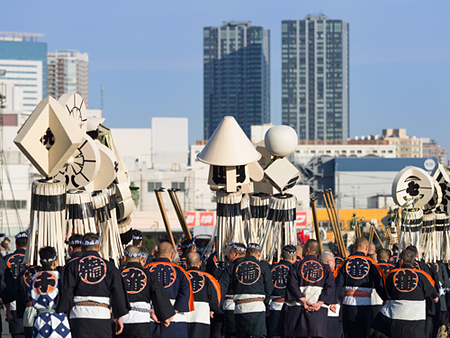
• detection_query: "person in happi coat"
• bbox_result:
[178,239,197,270]
[280,239,336,338]
[376,249,394,276]
[17,264,43,338]
[0,246,16,336]
[185,252,221,338]
[132,230,144,246]
[371,248,438,338]
[66,234,83,263]
[144,242,194,338]
[204,239,229,280]
[267,245,297,338]
[119,245,175,338]
[229,243,273,338]
[335,237,386,338]
[388,243,398,264]
[320,251,342,338]
[57,233,130,338]
[5,231,29,338]
[218,243,247,338]
[29,246,71,338]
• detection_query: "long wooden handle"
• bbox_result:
[155,189,176,248]
[310,196,322,255]
[168,189,192,240]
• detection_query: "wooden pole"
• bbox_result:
[168,189,192,240]
[154,188,176,248]
[327,190,347,258]
[322,191,338,244]
[310,195,322,255]
[373,226,385,248]
[369,225,374,244]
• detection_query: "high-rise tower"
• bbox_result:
[47,50,89,107]
[282,15,349,141]
[203,21,270,139]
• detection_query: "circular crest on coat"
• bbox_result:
[188,271,205,293]
[235,261,261,285]
[272,264,290,289]
[148,264,177,289]
[345,257,370,280]
[122,267,147,294]
[301,260,324,283]
[393,269,419,293]
[78,256,107,285]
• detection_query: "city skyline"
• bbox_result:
[1,0,449,153]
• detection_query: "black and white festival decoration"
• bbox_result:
[249,192,270,243]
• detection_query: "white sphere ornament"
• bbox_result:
[264,125,298,157]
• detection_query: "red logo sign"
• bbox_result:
[199,212,214,226]
[185,212,196,227]
[296,211,307,226]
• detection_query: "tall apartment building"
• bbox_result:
[47,50,89,106]
[0,32,47,112]
[422,138,446,165]
[203,21,270,139]
[282,15,349,141]
[382,128,422,158]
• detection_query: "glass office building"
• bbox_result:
[203,21,270,139]
[0,32,47,100]
[282,15,349,141]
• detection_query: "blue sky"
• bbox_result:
[3,0,450,152]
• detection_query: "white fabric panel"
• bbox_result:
[70,295,111,319]
[23,307,37,327]
[151,299,186,323]
[122,302,151,324]
[185,301,211,325]
[300,286,323,304]
[70,305,110,319]
[269,301,284,311]
[343,287,373,306]
[10,300,16,311]
[371,290,383,306]
[380,300,426,321]
[234,301,266,314]
[223,299,235,311]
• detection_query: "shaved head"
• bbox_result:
[368,243,376,255]
[377,249,390,262]
[186,252,201,267]
[295,245,304,260]
[303,239,320,257]
[355,237,369,255]
[320,251,335,270]
[158,242,174,258]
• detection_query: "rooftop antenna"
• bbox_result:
[100,84,104,110]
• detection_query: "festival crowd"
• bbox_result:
[0,229,446,338]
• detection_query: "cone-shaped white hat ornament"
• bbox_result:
[197,116,261,166]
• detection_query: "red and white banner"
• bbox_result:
[296,211,307,226]
[199,212,214,226]
[185,212,196,227]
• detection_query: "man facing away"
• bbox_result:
[29,246,71,338]
[228,243,273,338]
[218,243,247,338]
[66,234,83,263]
[268,245,297,338]
[335,237,386,338]
[119,245,175,338]
[5,231,29,338]
[57,233,130,338]
[371,248,438,338]
[185,252,221,338]
[144,242,194,338]
[321,251,342,338]
[280,239,336,338]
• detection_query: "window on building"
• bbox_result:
[148,182,162,192]
[172,182,185,191]
[357,150,362,154]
